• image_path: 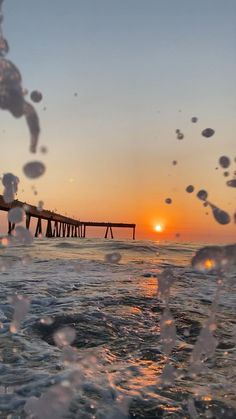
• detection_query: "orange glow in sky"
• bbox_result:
[154,224,163,233]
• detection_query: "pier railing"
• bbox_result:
[0,195,136,239]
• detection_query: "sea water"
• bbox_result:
[0,238,235,418]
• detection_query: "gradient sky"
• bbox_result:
[0,0,236,241]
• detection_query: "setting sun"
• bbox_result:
[154,224,163,233]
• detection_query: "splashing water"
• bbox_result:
[0,1,40,152]
[191,243,236,273]
[2,172,19,203]
[9,294,30,333]
[8,207,25,224]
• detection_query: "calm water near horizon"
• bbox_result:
[0,238,235,418]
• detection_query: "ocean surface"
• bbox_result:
[0,238,235,418]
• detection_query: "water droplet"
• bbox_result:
[177,132,184,140]
[9,294,30,333]
[0,37,9,57]
[196,189,208,201]
[40,145,48,154]
[223,171,229,177]
[8,207,25,224]
[13,226,33,245]
[105,252,121,263]
[21,254,32,266]
[201,128,215,138]
[210,205,231,225]
[192,244,236,272]
[172,160,177,165]
[160,308,176,356]
[2,173,19,203]
[226,179,236,188]
[23,161,46,179]
[37,200,44,211]
[53,326,76,347]
[219,155,230,169]
[191,116,198,123]
[24,102,40,153]
[165,198,172,204]
[0,58,24,117]
[40,316,54,326]
[186,185,194,193]
[30,90,42,103]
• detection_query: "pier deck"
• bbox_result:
[0,195,136,239]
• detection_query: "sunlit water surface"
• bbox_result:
[0,239,235,418]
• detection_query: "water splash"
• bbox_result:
[0,1,40,152]
[2,172,19,203]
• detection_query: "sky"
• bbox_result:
[0,0,236,242]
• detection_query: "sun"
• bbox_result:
[154,224,163,233]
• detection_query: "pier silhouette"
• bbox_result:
[0,195,136,239]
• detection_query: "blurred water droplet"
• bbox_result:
[30,90,42,103]
[8,207,24,224]
[105,252,121,263]
[165,198,172,204]
[37,200,44,211]
[226,179,236,188]
[177,132,184,140]
[160,364,176,387]
[13,226,33,245]
[219,156,230,169]
[21,254,32,266]
[2,172,19,203]
[160,308,176,356]
[53,326,76,347]
[187,398,198,419]
[191,116,198,123]
[0,37,9,56]
[210,205,231,225]
[192,243,236,272]
[24,102,40,153]
[23,161,46,179]
[157,269,175,302]
[172,160,177,165]
[40,145,48,154]
[201,128,215,138]
[186,185,194,193]
[9,294,30,333]
[197,189,208,201]
[223,171,229,177]
[40,316,54,326]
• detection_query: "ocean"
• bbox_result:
[0,238,235,418]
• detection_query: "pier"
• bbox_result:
[0,195,136,240]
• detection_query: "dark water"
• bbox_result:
[0,239,235,418]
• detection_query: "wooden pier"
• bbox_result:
[0,195,136,240]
